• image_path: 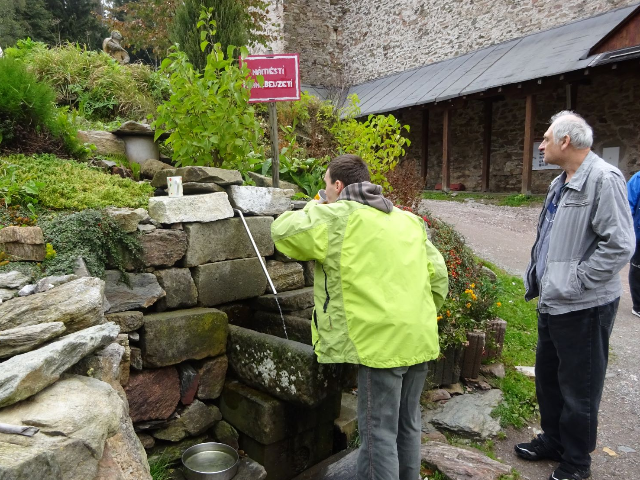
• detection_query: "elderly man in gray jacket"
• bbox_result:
[515,111,634,480]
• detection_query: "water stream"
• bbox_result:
[233,209,289,340]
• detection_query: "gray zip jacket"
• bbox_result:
[524,151,634,314]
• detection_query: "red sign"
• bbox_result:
[241,54,301,103]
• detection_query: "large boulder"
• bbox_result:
[153,268,198,310]
[0,322,66,359]
[104,207,149,233]
[227,326,341,407]
[0,277,106,333]
[104,271,165,313]
[266,260,305,293]
[148,192,234,224]
[141,159,173,180]
[77,130,126,155]
[105,311,144,333]
[0,226,45,261]
[0,375,150,480]
[247,171,300,192]
[196,355,228,400]
[140,229,187,267]
[0,322,120,408]
[193,258,268,306]
[421,441,512,480]
[151,166,243,188]
[124,367,181,423]
[182,216,274,267]
[226,185,293,215]
[151,400,222,442]
[0,270,32,289]
[430,389,503,439]
[140,308,228,368]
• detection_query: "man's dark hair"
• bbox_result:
[327,154,370,186]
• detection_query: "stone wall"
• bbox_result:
[262,0,637,86]
[399,69,640,193]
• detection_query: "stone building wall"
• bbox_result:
[339,0,638,84]
[399,69,640,193]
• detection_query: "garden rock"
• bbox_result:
[0,277,106,333]
[147,435,207,464]
[430,389,503,439]
[74,256,91,277]
[17,284,36,296]
[104,207,149,233]
[140,308,228,367]
[152,400,222,442]
[254,311,312,344]
[266,260,305,293]
[180,182,225,194]
[70,342,125,393]
[141,158,173,179]
[183,216,274,267]
[125,367,181,422]
[148,192,234,224]
[77,130,126,156]
[515,366,536,378]
[213,420,239,450]
[130,346,143,370]
[0,288,16,301]
[154,268,198,310]
[247,171,300,192]
[0,270,31,289]
[34,274,78,293]
[228,325,341,407]
[0,322,66,359]
[0,226,45,261]
[193,258,268,306]
[138,223,156,232]
[106,311,145,333]
[252,287,315,312]
[112,120,154,136]
[0,322,119,408]
[151,166,243,188]
[140,229,187,267]
[226,185,294,215]
[196,355,228,400]
[104,271,165,313]
[420,441,512,480]
[178,363,200,405]
[480,363,506,379]
[481,266,498,282]
[302,260,315,286]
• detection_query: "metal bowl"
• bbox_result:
[181,442,239,480]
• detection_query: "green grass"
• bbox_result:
[481,260,539,429]
[0,153,154,211]
[422,191,544,208]
[149,454,176,480]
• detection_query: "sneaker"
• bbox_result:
[549,463,591,480]
[632,309,640,318]
[514,434,563,462]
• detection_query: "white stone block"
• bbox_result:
[148,192,234,224]
[227,186,294,216]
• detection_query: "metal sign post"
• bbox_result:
[241,53,300,189]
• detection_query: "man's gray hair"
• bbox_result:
[550,111,593,149]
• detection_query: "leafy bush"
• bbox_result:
[0,164,44,215]
[9,41,169,121]
[152,7,263,169]
[320,94,411,190]
[386,160,425,209]
[41,209,142,278]
[0,154,154,210]
[0,57,57,145]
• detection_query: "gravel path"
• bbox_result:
[421,199,640,480]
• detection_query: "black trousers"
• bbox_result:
[536,298,618,469]
[629,240,640,311]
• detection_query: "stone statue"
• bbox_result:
[102,31,130,64]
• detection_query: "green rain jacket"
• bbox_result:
[271,182,448,368]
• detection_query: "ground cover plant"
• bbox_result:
[422,191,544,208]
[0,154,154,212]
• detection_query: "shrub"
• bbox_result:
[386,160,425,209]
[152,7,263,169]
[12,42,169,121]
[0,154,154,210]
[0,57,57,145]
[41,209,142,278]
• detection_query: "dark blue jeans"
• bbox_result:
[629,240,640,311]
[536,298,618,469]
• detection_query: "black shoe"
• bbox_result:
[549,463,591,480]
[514,434,563,462]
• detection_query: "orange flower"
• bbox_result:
[436,315,443,322]
[496,302,502,307]
[466,302,471,308]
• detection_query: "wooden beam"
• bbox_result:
[566,83,578,110]
[442,110,451,193]
[421,110,429,181]
[481,100,492,192]
[522,94,536,195]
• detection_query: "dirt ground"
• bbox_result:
[421,199,640,480]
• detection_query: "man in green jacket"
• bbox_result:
[271,154,448,480]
